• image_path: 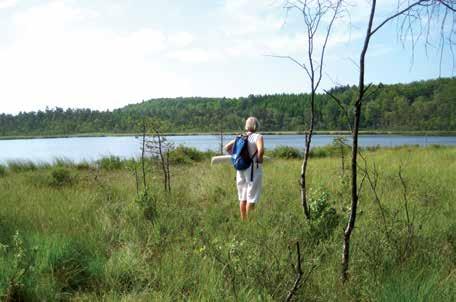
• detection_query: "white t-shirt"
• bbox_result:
[246,132,262,162]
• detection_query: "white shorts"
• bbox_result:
[236,164,263,204]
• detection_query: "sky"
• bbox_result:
[0,0,453,114]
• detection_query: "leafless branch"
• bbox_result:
[370,0,430,38]
[363,83,383,100]
[265,55,312,79]
[439,0,456,12]
[323,89,353,132]
[285,241,303,301]
[316,0,343,88]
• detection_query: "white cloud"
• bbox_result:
[0,0,447,113]
[0,1,192,113]
[167,48,223,63]
[168,32,194,48]
[0,0,16,9]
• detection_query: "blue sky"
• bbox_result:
[0,0,453,114]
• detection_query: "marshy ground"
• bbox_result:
[0,146,455,301]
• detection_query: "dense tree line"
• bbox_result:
[0,77,455,136]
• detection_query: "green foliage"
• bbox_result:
[0,165,6,177]
[310,146,333,158]
[97,156,123,170]
[0,231,37,301]
[7,160,37,173]
[1,77,455,136]
[75,161,90,170]
[47,237,102,292]
[134,189,157,223]
[0,147,455,300]
[269,145,302,159]
[49,167,74,187]
[308,189,341,241]
[168,145,213,164]
[53,158,75,168]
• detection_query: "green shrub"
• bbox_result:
[135,189,157,223]
[310,146,332,158]
[7,160,37,173]
[308,189,341,241]
[53,158,75,168]
[0,165,6,177]
[98,156,123,170]
[269,146,302,159]
[50,168,74,187]
[76,161,90,170]
[46,237,103,293]
[168,146,210,164]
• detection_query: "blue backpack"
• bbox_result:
[231,134,258,180]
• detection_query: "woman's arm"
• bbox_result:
[256,135,264,163]
[224,139,235,155]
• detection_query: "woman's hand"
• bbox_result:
[224,139,235,155]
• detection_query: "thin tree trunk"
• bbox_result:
[300,91,315,219]
[141,122,147,190]
[134,164,139,195]
[285,242,303,302]
[219,128,223,155]
[155,130,169,193]
[165,150,171,192]
[341,0,376,282]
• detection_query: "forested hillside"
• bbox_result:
[1,77,455,136]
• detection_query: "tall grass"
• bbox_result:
[0,146,455,300]
[6,160,39,173]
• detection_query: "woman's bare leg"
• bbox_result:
[239,201,247,220]
[246,202,255,219]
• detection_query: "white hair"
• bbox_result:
[245,117,260,132]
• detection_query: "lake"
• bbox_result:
[0,134,455,164]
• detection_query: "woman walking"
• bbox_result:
[224,117,264,220]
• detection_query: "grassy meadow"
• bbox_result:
[0,146,455,301]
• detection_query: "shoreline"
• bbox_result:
[0,130,456,141]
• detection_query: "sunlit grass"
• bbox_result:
[0,146,455,300]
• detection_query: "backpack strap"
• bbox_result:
[250,149,257,182]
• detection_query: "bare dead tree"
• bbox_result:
[285,241,319,301]
[217,98,226,155]
[332,135,349,176]
[341,0,456,282]
[272,0,344,219]
[398,164,415,260]
[140,119,148,190]
[146,127,174,193]
[285,241,303,301]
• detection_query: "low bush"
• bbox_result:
[134,189,157,223]
[48,238,102,292]
[53,158,75,168]
[98,156,123,170]
[308,189,341,241]
[50,167,74,187]
[269,146,302,159]
[7,160,37,173]
[168,146,212,164]
[75,161,90,170]
[310,146,333,158]
[0,165,6,177]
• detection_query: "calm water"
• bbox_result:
[0,134,455,164]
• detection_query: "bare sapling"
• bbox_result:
[332,135,349,176]
[274,0,344,219]
[217,98,226,155]
[140,119,148,190]
[145,125,174,193]
[340,0,456,281]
